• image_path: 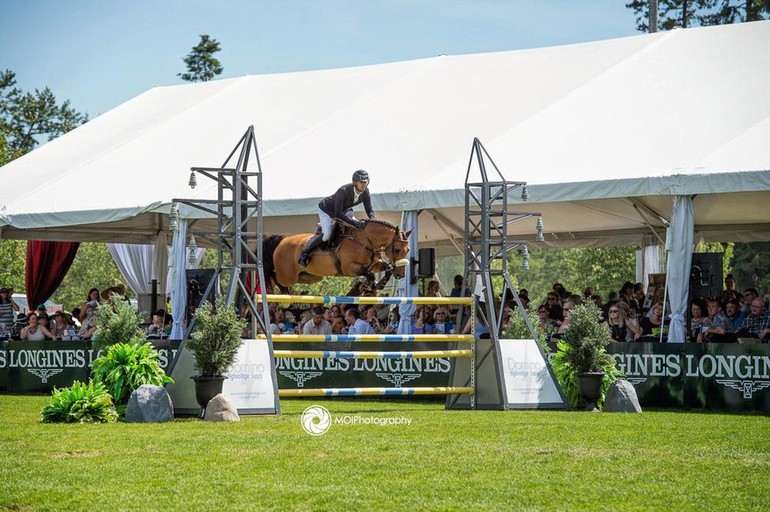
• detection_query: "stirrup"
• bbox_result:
[298,251,311,267]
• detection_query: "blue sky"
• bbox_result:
[1,0,639,118]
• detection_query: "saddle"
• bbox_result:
[314,221,353,251]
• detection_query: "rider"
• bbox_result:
[298,169,376,267]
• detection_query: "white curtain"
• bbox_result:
[665,196,694,343]
[169,220,188,340]
[107,233,171,299]
[396,210,419,334]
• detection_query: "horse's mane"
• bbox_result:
[364,218,399,231]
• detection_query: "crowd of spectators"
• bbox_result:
[4,271,769,344]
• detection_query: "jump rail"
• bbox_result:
[279,386,475,397]
[261,334,474,342]
[259,294,473,305]
[273,349,473,359]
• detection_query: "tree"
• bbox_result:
[626,0,770,32]
[51,243,126,311]
[178,35,224,82]
[0,69,88,155]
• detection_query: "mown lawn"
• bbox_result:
[1,395,768,511]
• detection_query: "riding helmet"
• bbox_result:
[352,169,370,184]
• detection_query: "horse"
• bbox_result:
[262,219,412,292]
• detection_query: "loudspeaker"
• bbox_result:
[186,269,216,316]
[418,248,435,277]
[690,253,723,300]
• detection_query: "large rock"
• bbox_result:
[203,394,240,422]
[125,385,174,423]
[604,379,642,413]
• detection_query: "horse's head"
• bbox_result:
[388,228,412,279]
[361,220,412,279]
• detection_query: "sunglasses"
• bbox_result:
[609,309,619,313]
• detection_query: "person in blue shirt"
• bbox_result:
[345,307,375,336]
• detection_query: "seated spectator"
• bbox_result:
[462,306,490,339]
[147,309,172,338]
[553,300,576,339]
[724,299,745,332]
[553,283,571,302]
[385,308,400,334]
[37,311,52,331]
[739,298,770,341]
[698,298,730,343]
[345,308,375,336]
[411,306,433,335]
[640,302,667,337]
[12,312,28,340]
[741,288,760,315]
[363,306,383,333]
[689,298,709,342]
[51,311,76,340]
[303,306,332,335]
[605,303,640,343]
[722,274,741,302]
[431,307,455,334]
[536,304,557,341]
[21,313,54,341]
[330,316,346,334]
[0,286,20,329]
[425,280,441,297]
[450,275,470,297]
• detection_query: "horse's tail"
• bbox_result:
[261,234,284,286]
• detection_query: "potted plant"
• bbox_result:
[184,299,247,410]
[550,302,622,410]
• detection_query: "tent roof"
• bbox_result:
[1,21,769,250]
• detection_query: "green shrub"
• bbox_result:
[41,380,118,423]
[186,299,246,377]
[91,341,174,406]
[550,303,623,409]
[92,294,148,350]
[503,306,549,350]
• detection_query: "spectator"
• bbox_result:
[0,287,20,329]
[450,275,470,298]
[723,274,741,302]
[51,311,75,339]
[425,280,441,297]
[385,308,400,334]
[462,306,489,339]
[345,308,375,335]
[12,312,28,340]
[606,303,639,342]
[618,301,642,341]
[741,287,759,314]
[739,298,770,341]
[147,309,172,338]
[640,302,666,337]
[583,287,593,300]
[536,304,557,341]
[363,306,383,333]
[552,300,576,339]
[553,283,571,302]
[411,306,433,335]
[698,298,730,343]
[303,306,332,335]
[330,316,346,335]
[724,299,745,332]
[544,292,561,309]
[21,312,54,341]
[432,307,455,334]
[689,298,709,342]
[79,288,101,325]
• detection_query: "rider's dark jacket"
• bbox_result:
[318,183,375,222]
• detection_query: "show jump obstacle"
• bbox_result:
[167,130,566,415]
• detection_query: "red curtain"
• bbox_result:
[25,241,80,308]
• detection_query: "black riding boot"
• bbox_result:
[298,233,324,267]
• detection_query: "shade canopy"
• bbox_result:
[1,21,769,253]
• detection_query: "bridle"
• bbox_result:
[344,223,406,272]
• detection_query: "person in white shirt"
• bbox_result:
[302,306,332,335]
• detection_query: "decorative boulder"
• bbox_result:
[125,385,174,423]
[203,393,240,422]
[604,379,643,413]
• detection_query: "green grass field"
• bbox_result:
[1,395,769,511]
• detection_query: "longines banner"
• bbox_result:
[273,342,454,390]
[2,340,769,411]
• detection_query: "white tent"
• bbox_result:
[1,21,769,253]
